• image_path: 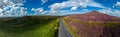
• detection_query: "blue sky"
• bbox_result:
[23,0,120,10]
[23,0,120,15]
[0,0,120,17]
[24,0,68,14]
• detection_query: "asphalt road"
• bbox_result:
[58,17,73,37]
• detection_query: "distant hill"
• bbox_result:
[0,16,58,27]
[69,11,120,23]
[63,11,120,37]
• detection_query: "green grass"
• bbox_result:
[0,16,59,37]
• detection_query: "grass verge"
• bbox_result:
[62,20,79,37]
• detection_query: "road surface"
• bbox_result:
[58,17,73,37]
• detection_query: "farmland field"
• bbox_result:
[0,16,59,37]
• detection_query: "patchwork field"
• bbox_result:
[0,16,59,37]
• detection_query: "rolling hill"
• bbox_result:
[0,16,59,37]
[63,11,120,37]
[0,11,120,37]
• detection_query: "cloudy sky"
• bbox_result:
[0,0,120,17]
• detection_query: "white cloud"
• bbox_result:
[32,8,48,15]
[0,8,3,13]
[41,0,48,5]
[58,9,91,15]
[71,6,78,10]
[0,0,27,17]
[98,8,120,17]
[115,1,120,7]
[49,0,105,13]
[32,8,44,12]
[3,0,9,3]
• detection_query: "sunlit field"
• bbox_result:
[0,16,59,37]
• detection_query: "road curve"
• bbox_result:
[58,17,73,37]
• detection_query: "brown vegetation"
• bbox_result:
[63,11,120,37]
